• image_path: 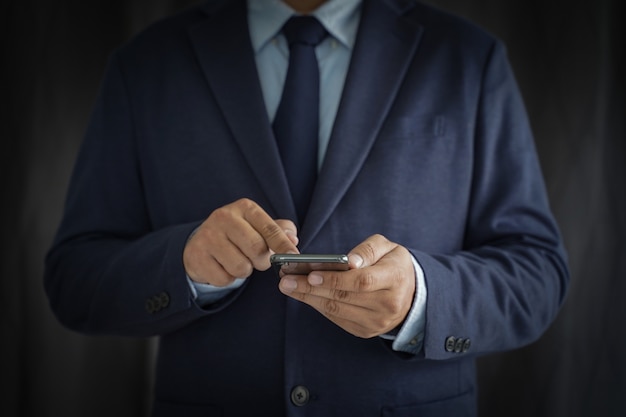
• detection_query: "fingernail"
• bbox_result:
[281,277,297,292]
[308,274,323,286]
[351,254,364,268]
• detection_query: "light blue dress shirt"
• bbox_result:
[189,0,426,354]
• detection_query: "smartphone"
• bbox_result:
[270,253,350,275]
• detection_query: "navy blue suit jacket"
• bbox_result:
[45,0,569,415]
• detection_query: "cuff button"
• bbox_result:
[445,336,456,352]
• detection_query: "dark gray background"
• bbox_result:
[2,0,624,416]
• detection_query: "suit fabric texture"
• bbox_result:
[45,0,569,415]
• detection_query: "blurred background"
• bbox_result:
[2,0,624,415]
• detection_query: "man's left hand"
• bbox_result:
[278,234,416,338]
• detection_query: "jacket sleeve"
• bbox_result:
[417,41,569,360]
[44,52,241,337]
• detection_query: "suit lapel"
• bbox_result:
[188,0,296,220]
[300,0,424,248]
[187,0,423,243]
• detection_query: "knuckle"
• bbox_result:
[380,294,403,316]
[369,233,383,241]
[248,234,269,255]
[228,259,253,278]
[355,328,378,339]
[366,329,381,339]
[293,291,307,302]
[236,197,255,210]
[259,221,291,252]
[370,316,394,335]
[243,199,267,221]
[323,299,341,316]
[211,274,236,287]
[210,206,235,223]
[379,284,405,317]
[357,234,394,263]
[332,289,350,301]
[356,272,375,292]
[361,241,377,261]
[261,222,282,240]
[327,273,341,289]
[275,218,296,231]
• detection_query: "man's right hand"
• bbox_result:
[183,198,299,287]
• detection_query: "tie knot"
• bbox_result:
[282,16,328,48]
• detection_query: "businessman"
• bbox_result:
[45,0,569,415]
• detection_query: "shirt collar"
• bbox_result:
[247,0,362,53]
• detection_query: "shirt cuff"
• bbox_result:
[379,254,427,355]
[187,276,246,307]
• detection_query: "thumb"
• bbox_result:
[348,234,397,269]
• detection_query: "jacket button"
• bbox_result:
[290,385,310,407]
[158,291,170,308]
[454,337,465,353]
[145,298,156,314]
[145,292,170,314]
[445,336,456,352]
[462,338,471,352]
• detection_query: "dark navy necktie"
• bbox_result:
[273,16,328,224]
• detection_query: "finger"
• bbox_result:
[194,255,241,287]
[209,234,255,279]
[201,201,269,271]
[185,226,253,284]
[305,294,379,331]
[305,267,389,293]
[280,272,380,308]
[278,280,394,338]
[275,219,299,247]
[220,200,298,270]
[184,245,243,286]
[240,200,300,256]
[348,234,397,269]
[222,213,274,270]
[279,275,372,314]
